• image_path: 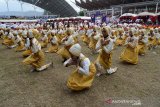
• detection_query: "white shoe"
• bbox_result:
[152,52,157,55]
[154,46,158,49]
[96,73,102,77]
[96,72,107,77]
[141,54,145,56]
[107,67,118,75]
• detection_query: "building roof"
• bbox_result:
[75,0,154,10]
[20,0,77,17]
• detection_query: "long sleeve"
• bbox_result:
[72,32,79,38]
[103,39,114,53]
[129,37,138,48]
[86,30,89,36]
[125,37,129,45]
[64,36,74,46]
[63,58,72,67]
[88,32,93,38]
[51,36,58,44]
[78,58,91,76]
[112,36,117,43]
[142,36,148,44]
[15,35,21,44]
[8,33,14,39]
[4,32,8,36]
[93,33,100,40]
[96,38,102,50]
[155,33,160,39]
[31,38,41,53]
[25,38,30,48]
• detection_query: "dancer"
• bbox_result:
[23,30,52,72]
[120,30,139,64]
[57,29,75,62]
[64,43,96,91]
[45,30,59,53]
[95,28,117,76]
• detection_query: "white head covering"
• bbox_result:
[51,30,56,34]
[84,20,88,23]
[42,30,47,35]
[58,29,63,34]
[102,23,107,27]
[154,28,159,33]
[18,29,23,34]
[0,30,4,34]
[36,24,40,28]
[47,25,50,28]
[31,38,41,53]
[22,30,28,38]
[141,29,147,35]
[28,30,34,38]
[69,43,81,57]
[8,32,14,39]
[13,31,18,35]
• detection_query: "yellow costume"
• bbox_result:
[120,36,138,64]
[56,29,65,44]
[57,45,71,60]
[22,38,32,57]
[67,61,96,91]
[32,29,41,39]
[73,36,78,43]
[2,32,14,46]
[82,29,91,45]
[47,31,52,43]
[0,30,4,39]
[95,32,117,76]
[23,50,45,69]
[137,43,147,55]
[95,35,115,69]
[46,36,59,53]
[154,31,160,46]
[148,30,157,49]
[137,35,148,55]
[40,35,48,48]
[47,44,58,53]
[22,49,32,57]
[96,49,112,69]
[148,36,156,46]
[71,29,79,44]
[15,35,25,52]
[57,31,75,60]
[115,34,125,46]
[65,44,96,91]
[89,34,99,50]
[15,41,24,51]
[82,34,90,45]
[23,29,52,72]
[23,38,45,69]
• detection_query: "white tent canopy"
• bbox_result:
[137,12,156,16]
[156,12,160,16]
[120,13,137,17]
[0,20,38,23]
[49,16,91,21]
[77,16,91,20]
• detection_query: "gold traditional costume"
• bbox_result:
[64,44,96,91]
[23,38,45,69]
[120,36,139,64]
[46,36,59,53]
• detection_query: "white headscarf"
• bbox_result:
[28,30,34,38]
[69,43,81,56]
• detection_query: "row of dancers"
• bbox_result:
[0,22,160,91]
